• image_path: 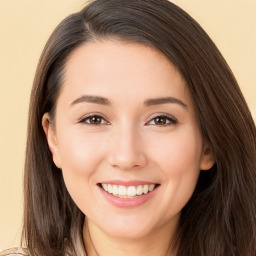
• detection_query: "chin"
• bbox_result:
[98,215,159,240]
[105,226,153,240]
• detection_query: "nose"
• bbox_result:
[107,126,147,171]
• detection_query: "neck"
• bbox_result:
[83,218,178,256]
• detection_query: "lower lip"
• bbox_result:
[98,185,159,208]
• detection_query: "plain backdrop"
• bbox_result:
[0,0,255,250]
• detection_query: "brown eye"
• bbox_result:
[154,116,168,125]
[147,115,177,126]
[80,115,108,125]
[89,116,102,124]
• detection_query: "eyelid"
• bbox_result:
[78,113,110,125]
[145,113,178,126]
[77,112,177,126]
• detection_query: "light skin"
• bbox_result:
[42,40,215,256]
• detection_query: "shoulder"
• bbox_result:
[0,248,28,256]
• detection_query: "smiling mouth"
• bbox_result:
[98,183,160,198]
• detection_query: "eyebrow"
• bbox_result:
[70,95,111,106]
[70,95,187,108]
[144,97,187,108]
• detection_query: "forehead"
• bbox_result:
[60,40,191,106]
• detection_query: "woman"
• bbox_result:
[1,0,256,255]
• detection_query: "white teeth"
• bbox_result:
[113,185,119,195]
[149,184,155,192]
[101,184,156,198]
[107,184,113,194]
[143,185,149,194]
[136,185,143,195]
[102,184,108,191]
[119,186,126,196]
[127,186,137,197]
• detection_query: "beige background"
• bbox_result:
[0,0,255,250]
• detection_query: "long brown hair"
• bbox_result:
[22,0,256,255]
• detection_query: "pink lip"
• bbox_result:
[98,183,160,208]
[99,180,156,186]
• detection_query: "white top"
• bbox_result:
[0,248,28,256]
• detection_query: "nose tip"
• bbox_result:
[107,134,147,171]
[108,153,147,170]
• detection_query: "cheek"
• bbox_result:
[56,127,108,210]
[58,128,107,174]
[149,127,203,172]
[148,127,202,210]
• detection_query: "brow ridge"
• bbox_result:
[70,95,187,108]
[144,97,187,108]
[70,95,111,106]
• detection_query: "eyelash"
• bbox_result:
[79,114,110,126]
[79,114,177,126]
[146,114,177,126]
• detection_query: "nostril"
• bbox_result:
[107,144,148,170]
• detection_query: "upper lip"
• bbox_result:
[98,180,159,186]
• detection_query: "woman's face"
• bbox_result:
[43,40,214,239]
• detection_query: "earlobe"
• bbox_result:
[200,142,215,171]
[42,113,62,168]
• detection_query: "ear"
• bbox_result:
[200,141,215,171]
[42,113,62,169]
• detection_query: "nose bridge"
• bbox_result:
[107,122,147,170]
